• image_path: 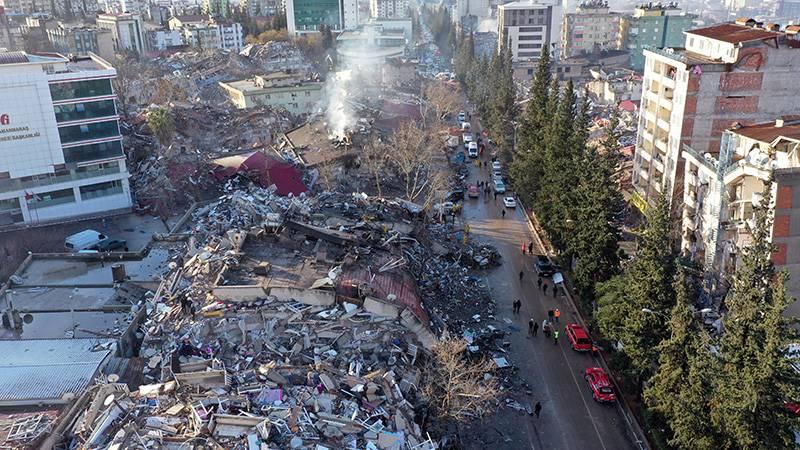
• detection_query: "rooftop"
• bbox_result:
[172,14,211,23]
[686,23,782,44]
[499,0,560,9]
[0,338,114,406]
[730,116,800,144]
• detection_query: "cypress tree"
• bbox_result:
[596,195,675,384]
[644,267,719,450]
[710,183,800,449]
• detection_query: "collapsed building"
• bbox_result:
[0,181,507,449]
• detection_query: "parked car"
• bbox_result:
[503,196,516,208]
[492,161,502,170]
[468,184,480,198]
[461,121,471,131]
[534,255,555,277]
[93,238,128,252]
[458,111,466,122]
[493,169,503,181]
[494,180,506,193]
[65,229,107,252]
[584,367,617,403]
[565,323,592,352]
[447,189,464,201]
[433,201,455,213]
[468,142,479,158]
[463,133,473,144]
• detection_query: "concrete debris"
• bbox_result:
[13,175,508,450]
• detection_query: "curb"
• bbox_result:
[518,198,650,450]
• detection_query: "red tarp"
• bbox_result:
[212,151,307,196]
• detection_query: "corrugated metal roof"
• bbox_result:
[0,339,113,405]
[0,51,29,65]
[686,23,781,44]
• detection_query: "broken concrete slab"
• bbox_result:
[269,286,335,306]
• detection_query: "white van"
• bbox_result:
[461,121,471,131]
[468,142,479,158]
[65,229,107,252]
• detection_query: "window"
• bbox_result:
[518,51,540,57]
[58,120,120,144]
[80,180,124,200]
[63,140,124,164]
[49,78,113,101]
[28,187,75,208]
[518,26,543,32]
[305,91,311,97]
[519,35,542,41]
[519,43,542,49]
[54,100,117,123]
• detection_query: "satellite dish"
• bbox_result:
[107,374,120,383]
[103,394,116,407]
[22,314,33,324]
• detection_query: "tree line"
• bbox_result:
[454,34,517,157]
[461,48,800,449]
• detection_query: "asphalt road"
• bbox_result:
[460,115,638,450]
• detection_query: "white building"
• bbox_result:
[286,0,359,36]
[369,0,408,18]
[167,15,243,51]
[145,28,183,52]
[631,21,800,212]
[456,0,489,19]
[0,51,131,226]
[96,0,143,14]
[96,13,145,54]
[497,0,563,64]
[218,72,323,114]
[215,21,242,51]
[0,0,52,14]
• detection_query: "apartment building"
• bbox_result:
[287,0,359,36]
[144,28,183,52]
[561,0,623,58]
[681,118,800,312]
[631,21,800,212]
[370,0,408,18]
[0,0,51,14]
[497,0,563,64]
[455,0,489,19]
[46,24,114,61]
[96,13,145,54]
[218,72,323,114]
[201,0,229,17]
[167,15,243,51]
[0,51,131,226]
[621,3,695,72]
[242,0,278,17]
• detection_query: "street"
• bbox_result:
[459,114,638,450]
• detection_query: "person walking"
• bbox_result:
[502,209,506,218]
[553,329,560,345]
[528,318,535,335]
[537,277,542,289]
[513,299,521,314]
[554,308,561,323]
[532,321,539,336]
[522,242,527,254]
[534,401,542,418]
[528,242,534,254]
[543,283,548,296]
[519,270,524,281]
[547,309,554,322]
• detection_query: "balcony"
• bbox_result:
[659,96,673,111]
[655,137,668,153]
[657,118,670,132]
[652,156,664,173]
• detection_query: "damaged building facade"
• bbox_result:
[0,51,132,226]
[631,21,800,211]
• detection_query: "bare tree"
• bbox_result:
[362,139,388,197]
[424,81,462,122]
[390,121,435,201]
[421,338,499,421]
[421,171,449,220]
[112,55,139,119]
[316,160,336,192]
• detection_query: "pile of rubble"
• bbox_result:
[71,293,435,449]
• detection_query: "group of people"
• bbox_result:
[530,317,560,345]
[536,276,559,297]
